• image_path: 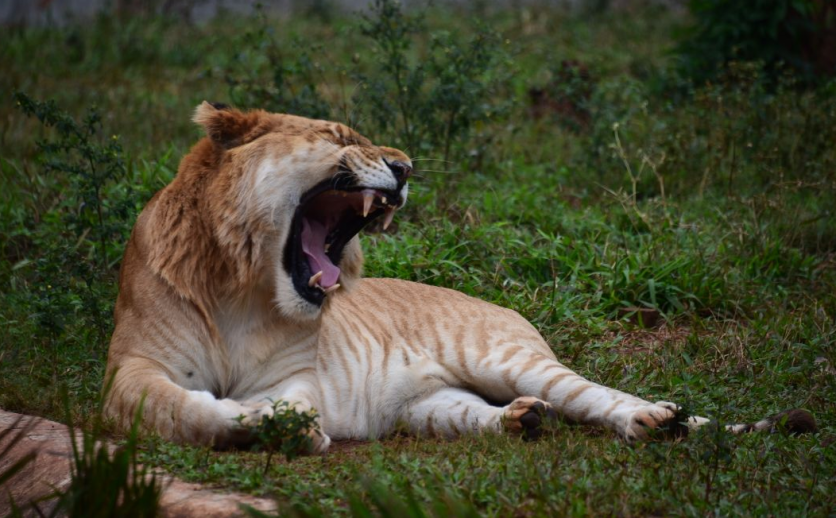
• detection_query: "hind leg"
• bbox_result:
[516,353,680,442]
[404,388,556,440]
[453,342,682,442]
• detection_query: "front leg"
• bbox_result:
[105,359,276,449]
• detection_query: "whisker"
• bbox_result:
[410,157,452,163]
[415,169,456,174]
[344,81,366,128]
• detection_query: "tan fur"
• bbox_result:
[106,104,717,451]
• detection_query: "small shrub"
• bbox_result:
[224,7,332,120]
[13,92,133,269]
[239,400,321,472]
[221,0,510,163]
[356,0,510,161]
[2,95,141,410]
[7,94,134,348]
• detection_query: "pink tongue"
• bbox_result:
[301,217,341,288]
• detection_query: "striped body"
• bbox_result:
[317,279,663,440]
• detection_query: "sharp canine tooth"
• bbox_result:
[324,283,341,294]
[363,192,374,217]
[382,206,396,230]
[308,271,323,287]
[381,196,387,205]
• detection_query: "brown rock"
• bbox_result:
[0,410,276,517]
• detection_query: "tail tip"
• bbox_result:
[769,408,818,435]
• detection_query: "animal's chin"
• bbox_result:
[283,178,402,306]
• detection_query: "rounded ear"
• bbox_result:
[192,101,268,149]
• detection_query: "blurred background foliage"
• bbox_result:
[676,0,836,84]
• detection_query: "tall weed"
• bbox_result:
[47,391,161,517]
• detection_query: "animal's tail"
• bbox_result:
[684,408,818,436]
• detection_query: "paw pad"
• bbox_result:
[506,398,557,441]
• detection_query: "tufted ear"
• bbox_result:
[192,101,268,149]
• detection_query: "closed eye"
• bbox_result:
[331,167,355,191]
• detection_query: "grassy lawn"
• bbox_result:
[1,2,835,516]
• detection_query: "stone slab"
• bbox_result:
[0,410,277,517]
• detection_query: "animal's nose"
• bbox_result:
[386,160,412,180]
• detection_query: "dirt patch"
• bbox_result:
[604,323,696,355]
[327,438,374,453]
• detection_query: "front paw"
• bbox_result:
[308,428,331,454]
[236,400,275,426]
[238,400,329,456]
[621,402,687,443]
[212,399,275,448]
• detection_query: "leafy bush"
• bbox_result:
[5,95,137,348]
[225,7,332,120]
[1,95,146,413]
[355,0,510,161]
[223,0,510,163]
[12,93,133,269]
[677,0,836,84]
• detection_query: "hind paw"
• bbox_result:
[503,397,557,441]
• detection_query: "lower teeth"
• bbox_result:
[308,271,323,287]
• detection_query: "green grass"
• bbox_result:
[1,3,835,516]
[140,427,834,517]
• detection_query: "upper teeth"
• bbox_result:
[362,191,374,218]
[359,189,398,223]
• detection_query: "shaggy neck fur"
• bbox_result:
[147,138,272,318]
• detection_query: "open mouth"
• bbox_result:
[284,179,401,305]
